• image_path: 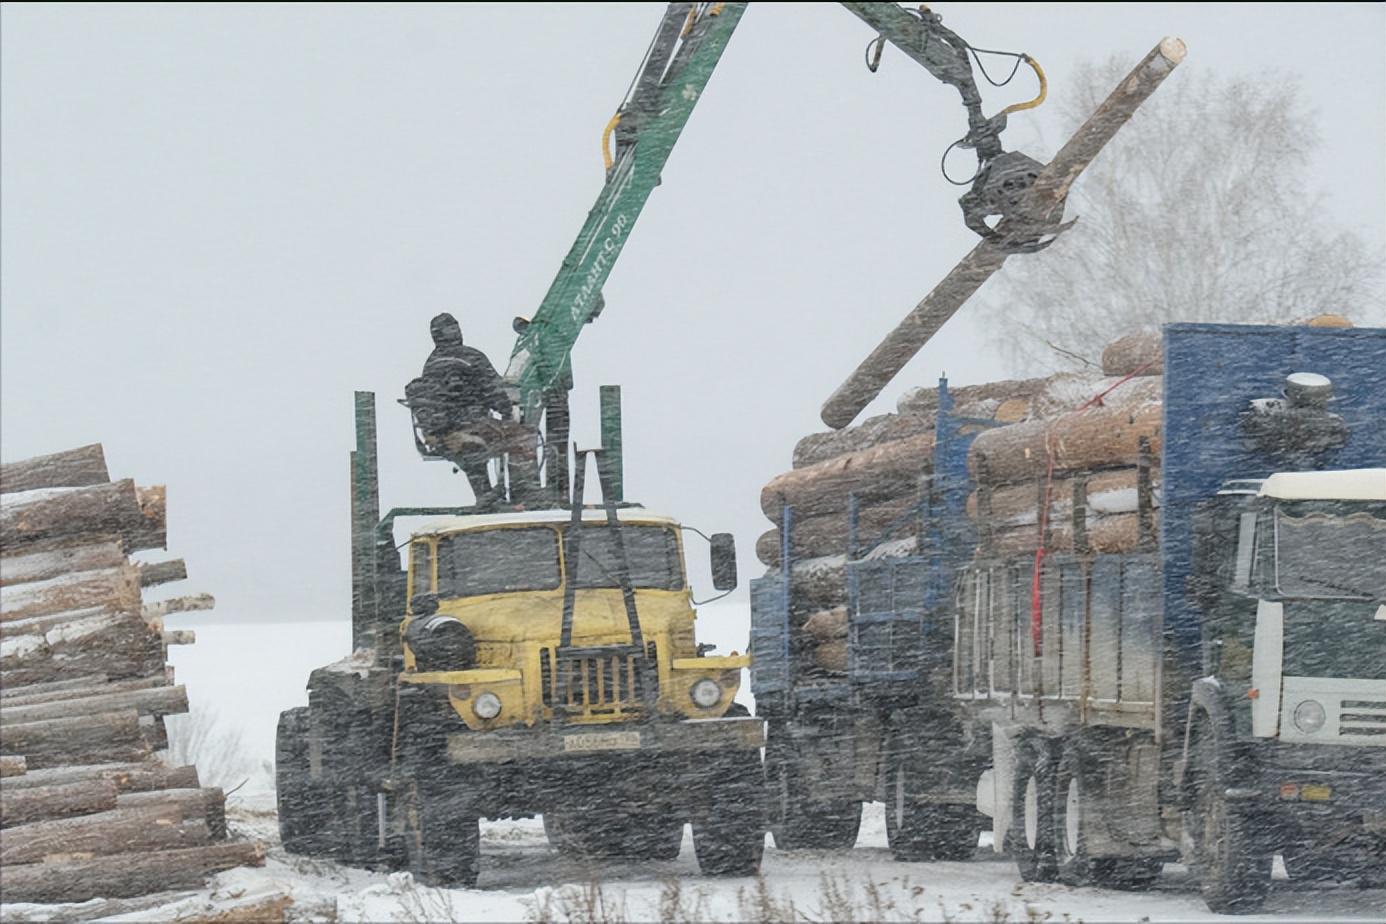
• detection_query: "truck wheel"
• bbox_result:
[886,759,979,861]
[630,811,685,861]
[1007,736,1058,882]
[275,707,332,856]
[1186,723,1270,914]
[404,779,480,888]
[544,807,683,861]
[765,722,861,850]
[691,742,765,876]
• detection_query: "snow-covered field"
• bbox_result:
[50,609,1375,922]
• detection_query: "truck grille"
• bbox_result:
[1339,699,1386,738]
[540,648,648,712]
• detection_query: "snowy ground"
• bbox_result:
[9,610,1379,923]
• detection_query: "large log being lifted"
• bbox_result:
[0,479,166,555]
[0,841,265,905]
[820,37,1187,430]
[0,444,109,495]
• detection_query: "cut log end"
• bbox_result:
[1159,36,1188,65]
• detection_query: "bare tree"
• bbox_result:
[165,706,257,791]
[980,60,1384,373]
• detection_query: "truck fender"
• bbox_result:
[1179,678,1248,808]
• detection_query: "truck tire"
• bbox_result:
[544,807,683,861]
[1053,743,1160,889]
[404,778,480,888]
[885,757,980,861]
[276,707,332,856]
[1186,722,1270,914]
[691,741,765,876]
[1007,736,1058,882]
[765,721,861,850]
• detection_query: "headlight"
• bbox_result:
[473,691,502,720]
[1293,699,1326,734]
[406,615,475,673]
[690,678,721,708]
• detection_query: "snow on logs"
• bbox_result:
[0,442,263,907]
[759,330,1166,676]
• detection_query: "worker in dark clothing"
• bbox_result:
[406,313,515,509]
[421,313,512,422]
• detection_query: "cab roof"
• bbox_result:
[1259,469,1386,501]
[410,506,680,540]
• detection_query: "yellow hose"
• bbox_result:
[601,113,622,172]
[1000,55,1047,116]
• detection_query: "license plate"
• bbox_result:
[562,731,642,753]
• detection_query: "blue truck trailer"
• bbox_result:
[751,321,1386,914]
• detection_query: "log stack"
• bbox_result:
[0,444,264,907]
[757,330,1166,674]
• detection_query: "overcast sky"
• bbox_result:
[3,3,1383,623]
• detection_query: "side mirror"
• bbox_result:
[710,533,738,592]
[410,593,440,617]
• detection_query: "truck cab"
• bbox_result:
[1206,470,1386,744]
[400,508,747,729]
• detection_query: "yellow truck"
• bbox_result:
[275,393,764,887]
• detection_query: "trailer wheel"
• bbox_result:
[403,778,480,888]
[765,721,861,850]
[886,758,980,861]
[1007,736,1058,882]
[1052,743,1160,889]
[275,707,332,856]
[1186,722,1269,914]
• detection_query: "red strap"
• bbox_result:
[1078,358,1156,411]
[1030,433,1057,658]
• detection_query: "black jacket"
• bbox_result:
[421,314,511,424]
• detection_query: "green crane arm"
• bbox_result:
[504,2,747,423]
[503,2,1050,428]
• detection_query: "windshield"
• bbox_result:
[569,525,684,591]
[437,528,561,597]
[1274,505,1386,601]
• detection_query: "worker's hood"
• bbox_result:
[430,313,464,347]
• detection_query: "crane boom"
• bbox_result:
[504,3,746,423]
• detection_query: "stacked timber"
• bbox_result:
[0,444,264,907]
[757,329,1165,674]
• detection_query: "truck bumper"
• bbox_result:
[1252,742,1386,829]
[445,715,764,765]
